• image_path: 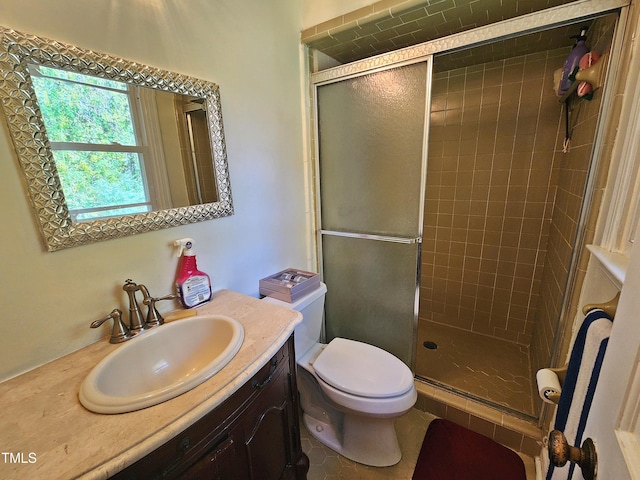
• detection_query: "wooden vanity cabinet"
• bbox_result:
[111,336,309,480]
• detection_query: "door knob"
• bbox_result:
[548,430,597,480]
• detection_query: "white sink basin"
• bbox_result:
[79,314,244,414]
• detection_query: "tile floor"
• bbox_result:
[415,320,538,417]
[301,407,537,479]
[301,408,435,480]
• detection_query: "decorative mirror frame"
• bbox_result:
[0,27,233,251]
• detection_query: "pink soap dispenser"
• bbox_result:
[174,238,212,308]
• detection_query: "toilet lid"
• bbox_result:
[312,338,414,398]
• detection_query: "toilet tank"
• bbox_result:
[261,282,327,359]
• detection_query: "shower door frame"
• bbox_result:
[309,0,630,415]
[312,57,433,369]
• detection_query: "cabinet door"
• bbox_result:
[241,359,296,480]
[245,400,290,480]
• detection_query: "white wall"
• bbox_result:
[301,0,374,29]
[0,0,308,381]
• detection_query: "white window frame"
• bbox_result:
[595,9,640,477]
[599,21,640,256]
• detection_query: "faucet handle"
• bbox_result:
[90,308,130,344]
[143,293,179,328]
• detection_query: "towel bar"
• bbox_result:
[543,298,615,404]
[581,292,620,318]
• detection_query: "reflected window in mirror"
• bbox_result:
[0,26,233,251]
[30,65,153,221]
[29,65,219,222]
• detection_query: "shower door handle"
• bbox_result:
[548,430,597,480]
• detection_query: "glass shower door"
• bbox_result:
[315,60,430,367]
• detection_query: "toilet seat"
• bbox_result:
[313,338,414,398]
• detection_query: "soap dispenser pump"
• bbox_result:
[174,238,212,308]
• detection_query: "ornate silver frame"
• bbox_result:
[0,27,233,251]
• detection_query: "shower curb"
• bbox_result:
[414,379,542,457]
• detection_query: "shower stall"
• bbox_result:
[311,7,621,421]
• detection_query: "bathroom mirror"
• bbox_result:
[0,27,233,251]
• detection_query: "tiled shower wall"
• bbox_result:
[530,15,612,385]
[419,48,566,345]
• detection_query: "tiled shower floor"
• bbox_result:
[415,320,537,417]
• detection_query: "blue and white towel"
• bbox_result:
[546,308,613,480]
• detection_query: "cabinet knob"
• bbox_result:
[548,430,597,480]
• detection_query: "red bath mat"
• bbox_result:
[412,419,526,480]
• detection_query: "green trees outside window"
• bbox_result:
[30,65,150,220]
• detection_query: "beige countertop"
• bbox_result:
[0,290,301,480]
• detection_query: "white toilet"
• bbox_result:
[262,282,417,467]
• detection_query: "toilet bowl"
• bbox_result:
[262,282,417,466]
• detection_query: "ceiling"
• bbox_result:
[304,0,601,72]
